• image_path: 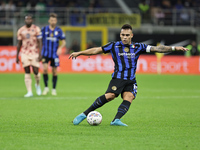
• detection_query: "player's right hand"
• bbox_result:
[69,52,80,59]
[16,56,20,64]
[38,54,42,62]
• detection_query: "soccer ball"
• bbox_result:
[87,111,102,125]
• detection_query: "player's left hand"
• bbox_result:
[175,47,189,51]
[57,47,62,56]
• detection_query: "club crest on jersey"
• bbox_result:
[50,33,54,37]
[26,33,30,39]
[112,86,117,91]
[124,47,129,52]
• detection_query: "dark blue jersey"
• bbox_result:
[41,25,65,58]
[102,41,150,80]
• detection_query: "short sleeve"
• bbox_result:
[59,29,65,40]
[17,29,22,40]
[36,26,42,39]
[102,42,114,54]
[136,43,151,53]
[146,45,152,53]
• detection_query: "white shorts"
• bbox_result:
[21,53,40,68]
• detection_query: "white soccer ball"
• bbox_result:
[87,111,102,126]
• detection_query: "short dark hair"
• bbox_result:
[121,24,132,30]
[25,14,33,19]
[49,13,57,18]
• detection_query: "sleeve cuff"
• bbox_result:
[146,45,151,53]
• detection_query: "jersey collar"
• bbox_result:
[48,25,57,31]
[120,41,134,47]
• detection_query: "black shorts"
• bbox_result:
[42,57,60,67]
[105,78,138,98]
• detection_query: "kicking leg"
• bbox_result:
[73,93,116,125]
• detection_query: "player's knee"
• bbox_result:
[24,66,30,73]
[128,95,135,101]
[105,93,116,101]
[43,69,48,74]
[34,71,39,75]
[33,70,39,75]
[123,92,135,101]
[52,68,57,76]
[52,72,57,76]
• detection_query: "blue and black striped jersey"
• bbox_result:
[102,41,150,80]
[41,25,65,58]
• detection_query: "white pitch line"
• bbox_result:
[0,95,199,100]
[0,96,95,100]
[138,95,200,99]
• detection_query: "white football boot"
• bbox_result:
[42,87,49,95]
[35,84,42,96]
[24,91,33,97]
[51,89,57,96]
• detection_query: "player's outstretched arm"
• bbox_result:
[150,45,189,53]
[69,47,103,59]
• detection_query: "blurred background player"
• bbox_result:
[16,14,42,97]
[41,13,66,96]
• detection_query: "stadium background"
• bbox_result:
[0,0,200,74]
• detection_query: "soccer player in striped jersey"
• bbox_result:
[69,24,189,126]
[16,14,42,97]
[41,13,66,96]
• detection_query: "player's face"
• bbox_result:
[25,16,33,27]
[49,17,57,28]
[120,29,133,45]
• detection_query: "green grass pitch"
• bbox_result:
[0,73,199,150]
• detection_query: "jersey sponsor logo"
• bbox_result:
[46,37,57,41]
[118,52,135,58]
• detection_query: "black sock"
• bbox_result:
[52,76,57,89]
[113,100,131,121]
[83,95,108,116]
[43,74,48,87]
